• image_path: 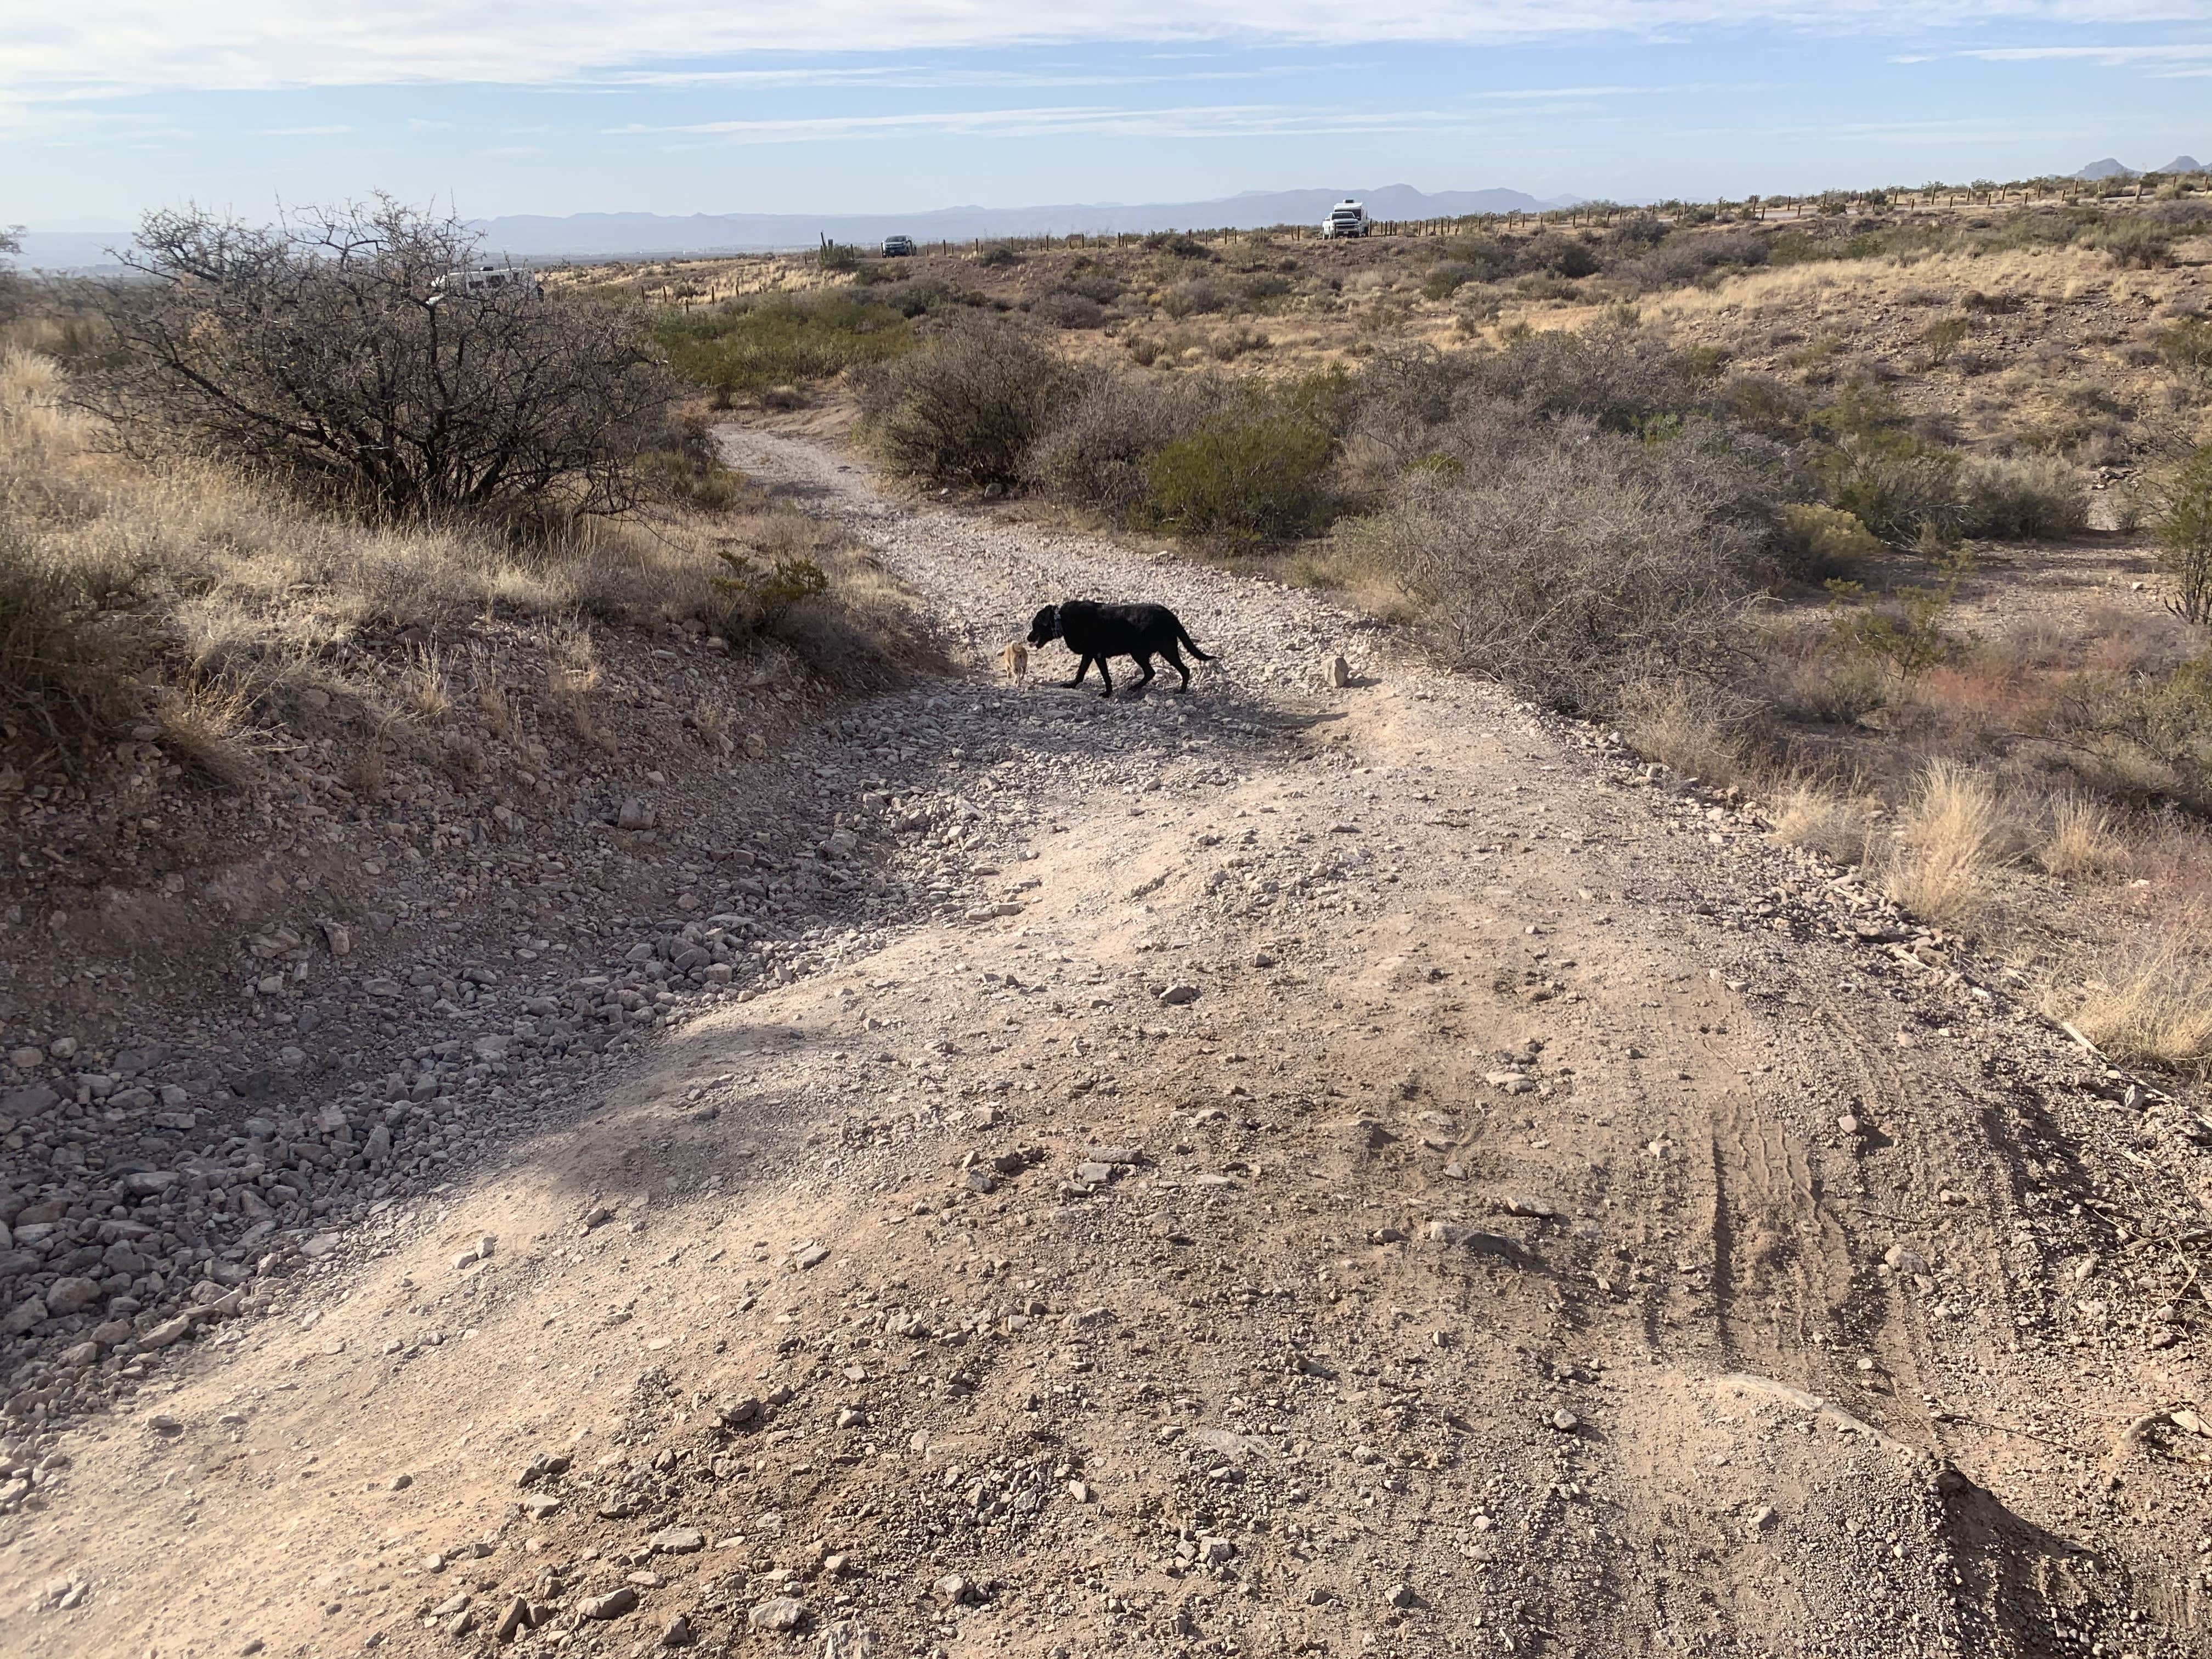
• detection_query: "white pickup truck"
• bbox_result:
[1322,199,1371,238]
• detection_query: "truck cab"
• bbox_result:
[1322,200,1370,239]
[881,234,916,257]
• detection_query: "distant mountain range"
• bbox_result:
[2074,155,2203,180]
[9,184,1573,269]
[466,184,1573,259]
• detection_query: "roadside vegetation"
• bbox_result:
[608,180,2212,1073]
[0,202,929,789]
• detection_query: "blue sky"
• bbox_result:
[4,4,2210,228]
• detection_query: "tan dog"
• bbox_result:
[1000,640,1029,689]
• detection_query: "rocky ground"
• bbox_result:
[2,427,2210,1659]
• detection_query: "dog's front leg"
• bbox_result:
[1064,654,1091,689]
[1096,659,1115,699]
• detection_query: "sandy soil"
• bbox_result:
[5,429,2210,1659]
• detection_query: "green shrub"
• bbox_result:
[2160,318,2212,388]
[1141,232,1214,261]
[1959,453,2092,539]
[1778,502,1884,578]
[974,243,1022,268]
[1023,373,1222,523]
[1818,429,1963,545]
[1421,263,1477,301]
[861,324,1074,488]
[655,291,913,395]
[1923,315,1971,366]
[1141,409,1335,542]
[1161,279,1233,319]
[2160,443,2212,624]
[709,550,828,631]
[2078,218,2175,269]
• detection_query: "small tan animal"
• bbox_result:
[1000,640,1029,688]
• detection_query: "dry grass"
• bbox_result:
[1617,680,1751,786]
[153,679,265,787]
[546,631,617,754]
[2040,795,2130,878]
[403,646,454,724]
[2063,919,2212,1070]
[1767,781,1877,867]
[1879,761,2019,930]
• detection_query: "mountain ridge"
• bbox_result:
[8,184,1576,268]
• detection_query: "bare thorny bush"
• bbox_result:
[74,199,675,523]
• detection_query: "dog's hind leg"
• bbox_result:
[1160,642,1190,690]
[1133,653,1158,691]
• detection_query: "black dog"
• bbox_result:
[1026,601,1213,698]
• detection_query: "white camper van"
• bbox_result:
[1322,199,1371,239]
[431,264,542,300]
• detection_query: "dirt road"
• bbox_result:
[5,429,2208,1659]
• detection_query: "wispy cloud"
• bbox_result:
[604,99,1638,144]
[8,1,2205,94]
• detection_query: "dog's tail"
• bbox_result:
[1175,622,1214,662]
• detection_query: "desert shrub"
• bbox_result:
[1713,373,1812,441]
[1344,426,1773,712]
[847,275,957,318]
[1239,272,1294,304]
[1524,236,1599,279]
[1455,325,1701,433]
[80,201,674,521]
[2078,218,2176,269]
[816,242,860,272]
[1959,452,2092,539]
[1819,428,1963,545]
[2161,319,2212,390]
[974,243,1022,268]
[1141,232,1214,260]
[1062,270,1124,303]
[633,411,752,511]
[1421,263,1479,301]
[1141,406,1336,542]
[709,549,828,630]
[2160,444,2212,624]
[657,290,913,396]
[0,227,25,326]
[1605,216,1669,251]
[1161,279,1233,319]
[1777,501,1885,579]
[1031,290,1107,330]
[1628,230,1769,289]
[861,323,1075,488]
[0,511,151,753]
[1923,315,1971,366]
[1023,373,1222,523]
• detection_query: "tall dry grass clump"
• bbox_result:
[1880,761,2018,930]
[2039,795,2130,877]
[2064,919,2212,1070]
